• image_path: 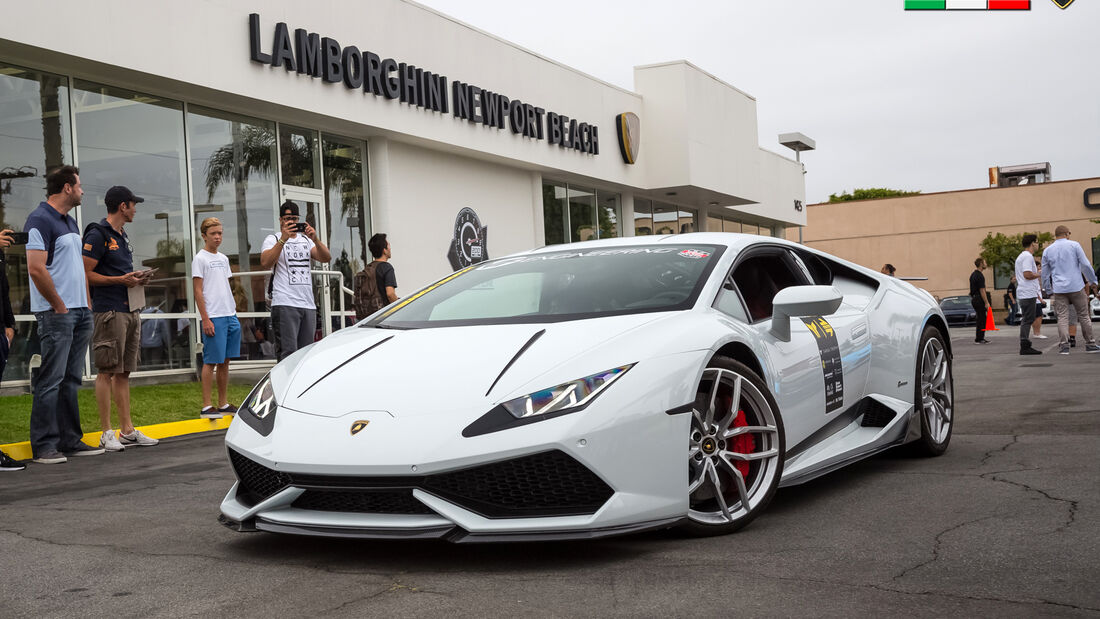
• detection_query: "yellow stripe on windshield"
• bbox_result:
[380,266,476,318]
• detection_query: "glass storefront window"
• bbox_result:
[568,185,596,242]
[652,203,678,235]
[279,125,320,188]
[186,106,279,315]
[542,182,567,246]
[725,219,742,233]
[677,210,696,234]
[322,135,369,315]
[634,198,653,236]
[72,79,191,373]
[0,63,73,380]
[598,192,621,239]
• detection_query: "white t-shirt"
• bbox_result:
[1014,250,1040,300]
[191,249,236,318]
[261,234,316,309]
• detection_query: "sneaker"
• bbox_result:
[1034,334,1048,339]
[33,450,67,465]
[64,442,106,457]
[0,451,26,471]
[974,339,990,344]
[217,403,238,414]
[1086,344,1100,353]
[200,406,224,419]
[1069,336,1077,348]
[1020,347,1042,355]
[1059,346,1070,355]
[99,429,125,452]
[120,429,159,446]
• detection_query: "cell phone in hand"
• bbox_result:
[8,232,29,245]
[295,222,308,233]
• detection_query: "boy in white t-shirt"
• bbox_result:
[192,217,241,418]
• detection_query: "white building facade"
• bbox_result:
[0,0,805,382]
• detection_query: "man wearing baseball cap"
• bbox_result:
[82,185,159,452]
[259,201,331,360]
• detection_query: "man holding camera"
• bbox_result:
[260,201,331,361]
[83,185,159,451]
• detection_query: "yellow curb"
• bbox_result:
[0,415,235,462]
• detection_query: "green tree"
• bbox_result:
[979,231,1054,279]
[828,188,921,203]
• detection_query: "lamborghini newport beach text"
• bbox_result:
[219,233,953,542]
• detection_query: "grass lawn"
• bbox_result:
[0,382,254,444]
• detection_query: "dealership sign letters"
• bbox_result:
[249,14,599,156]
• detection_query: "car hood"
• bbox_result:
[274,313,679,418]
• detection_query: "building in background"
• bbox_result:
[789,174,1100,299]
[0,0,805,385]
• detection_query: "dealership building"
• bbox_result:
[0,0,806,384]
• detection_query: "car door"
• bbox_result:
[717,245,868,451]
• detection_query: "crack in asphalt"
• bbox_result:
[891,516,996,583]
[980,468,1081,533]
[979,434,1020,466]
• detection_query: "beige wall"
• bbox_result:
[787,178,1100,298]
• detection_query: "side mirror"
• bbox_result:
[769,285,843,341]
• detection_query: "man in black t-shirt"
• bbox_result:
[367,233,398,304]
[970,257,991,344]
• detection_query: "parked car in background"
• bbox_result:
[940,296,977,327]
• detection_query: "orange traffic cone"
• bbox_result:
[983,307,999,331]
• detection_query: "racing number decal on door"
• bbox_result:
[801,317,844,413]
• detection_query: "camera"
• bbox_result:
[8,232,28,245]
[294,222,307,233]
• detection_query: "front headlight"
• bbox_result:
[500,364,634,419]
[242,374,278,419]
[236,374,279,436]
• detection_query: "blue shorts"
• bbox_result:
[202,316,241,364]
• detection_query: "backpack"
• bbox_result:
[353,261,386,320]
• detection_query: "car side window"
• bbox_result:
[730,250,808,322]
[714,276,749,322]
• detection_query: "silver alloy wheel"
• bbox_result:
[687,368,781,525]
[920,337,952,444]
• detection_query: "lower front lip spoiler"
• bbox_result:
[217,514,684,543]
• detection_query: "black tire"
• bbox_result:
[910,325,953,457]
[678,356,785,537]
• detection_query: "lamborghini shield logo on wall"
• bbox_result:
[615,112,641,165]
[350,420,370,435]
[1051,0,1073,8]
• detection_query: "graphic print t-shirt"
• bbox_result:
[261,234,316,309]
[191,249,235,318]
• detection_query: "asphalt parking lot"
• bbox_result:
[2,324,1098,618]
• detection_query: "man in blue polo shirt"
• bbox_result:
[26,165,104,464]
[83,185,159,452]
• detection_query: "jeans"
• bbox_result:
[30,307,93,456]
[271,305,316,361]
[1019,297,1039,346]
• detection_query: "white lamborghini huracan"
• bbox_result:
[219,233,953,542]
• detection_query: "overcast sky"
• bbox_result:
[416,0,1098,204]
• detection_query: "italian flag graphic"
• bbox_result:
[905,1,1030,8]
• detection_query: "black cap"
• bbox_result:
[279,201,300,218]
[104,186,144,209]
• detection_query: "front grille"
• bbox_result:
[228,449,613,519]
[293,489,434,514]
[229,449,291,504]
[423,451,613,518]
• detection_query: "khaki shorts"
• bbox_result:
[92,311,141,373]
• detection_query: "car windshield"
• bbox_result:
[366,244,725,328]
[940,296,971,309]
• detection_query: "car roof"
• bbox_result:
[519,232,791,256]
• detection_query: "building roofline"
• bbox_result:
[808,176,1100,207]
[402,0,641,99]
[632,60,757,101]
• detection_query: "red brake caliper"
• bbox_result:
[730,409,755,479]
